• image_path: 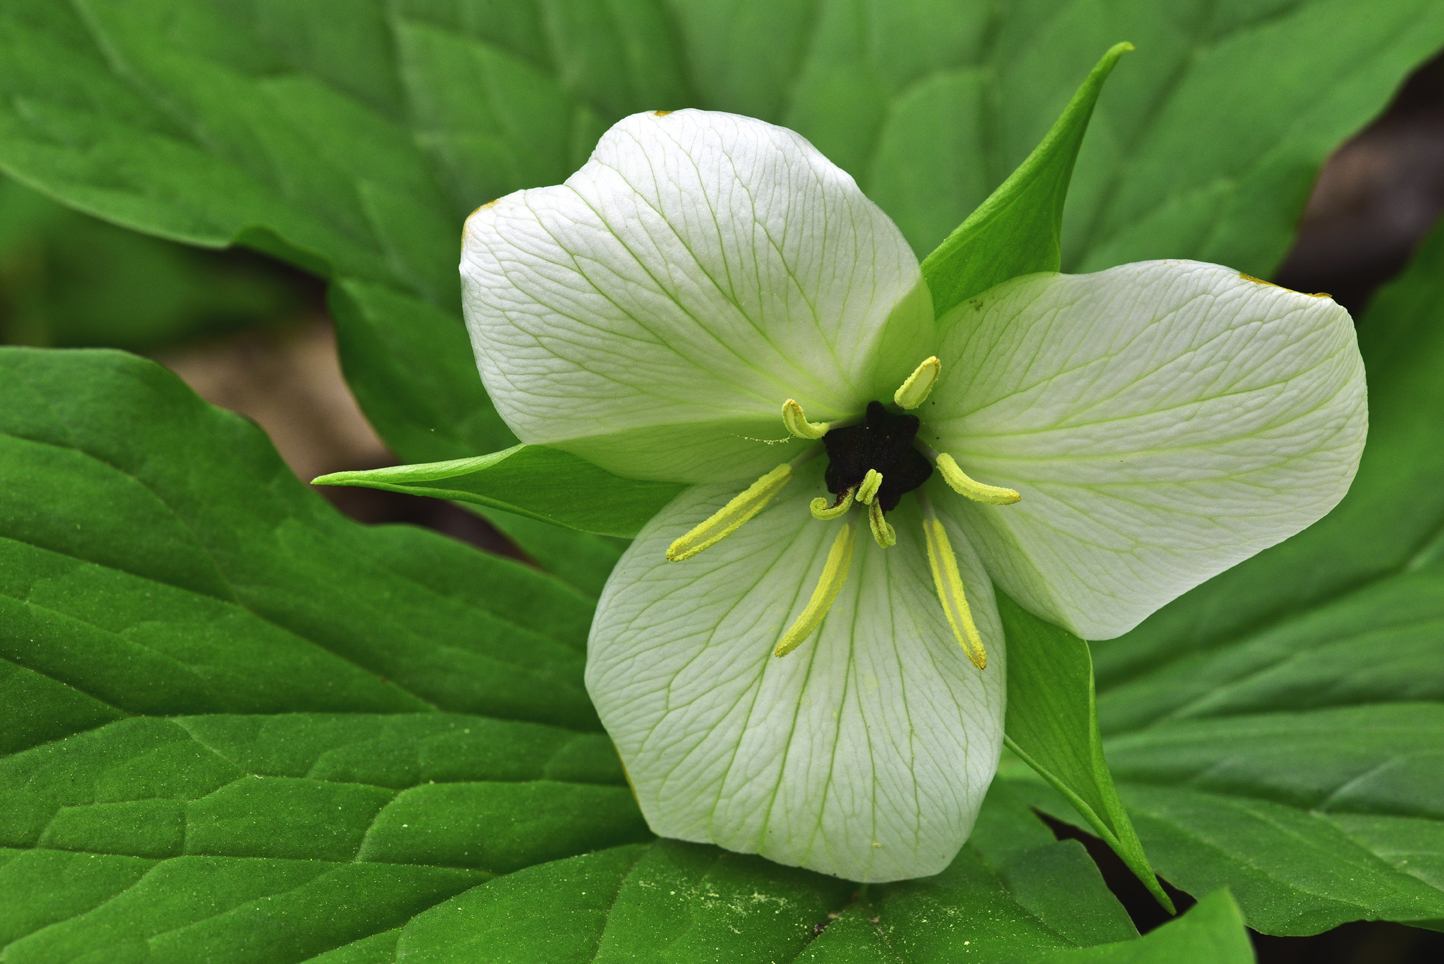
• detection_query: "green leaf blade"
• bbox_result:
[0,710,646,964]
[0,348,599,730]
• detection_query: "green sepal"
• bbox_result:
[921,42,1131,319]
[999,593,1174,913]
[313,445,685,539]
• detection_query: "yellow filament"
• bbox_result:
[935,453,1020,505]
[893,356,941,409]
[922,516,987,669]
[810,487,855,520]
[867,501,896,548]
[775,521,856,657]
[782,399,830,439]
[856,469,883,506]
[666,463,792,561]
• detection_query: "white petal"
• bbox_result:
[461,109,933,482]
[927,262,1367,640]
[587,464,1004,882]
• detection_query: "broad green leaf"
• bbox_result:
[0,176,303,350]
[0,347,1147,961]
[1,0,1439,466]
[0,714,645,964]
[327,279,511,464]
[1001,597,1171,912]
[1059,219,1444,934]
[921,43,1129,319]
[0,347,655,963]
[794,782,1138,961]
[1030,890,1253,964]
[313,446,684,539]
[0,348,599,735]
[480,508,629,599]
[392,842,851,964]
[391,783,1136,964]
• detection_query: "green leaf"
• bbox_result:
[1030,890,1254,964]
[390,782,1136,964]
[1000,596,1173,913]
[392,843,850,964]
[0,714,645,964]
[921,42,1129,319]
[478,508,629,599]
[2,348,1150,961]
[313,446,685,540]
[2,1,1440,465]
[794,782,1138,961]
[0,347,651,963]
[327,279,513,464]
[1066,218,1444,935]
[0,348,599,734]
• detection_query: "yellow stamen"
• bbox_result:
[867,501,896,548]
[782,399,830,439]
[856,469,883,506]
[935,453,1020,505]
[810,487,855,520]
[893,356,941,409]
[666,463,792,561]
[922,515,987,669]
[775,519,856,657]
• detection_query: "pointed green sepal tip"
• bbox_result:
[921,41,1135,320]
[310,444,684,538]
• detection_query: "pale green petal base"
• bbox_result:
[587,463,1005,882]
[928,262,1368,640]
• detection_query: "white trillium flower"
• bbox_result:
[460,109,1367,882]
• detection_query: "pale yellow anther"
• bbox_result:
[856,469,883,506]
[867,501,896,548]
[893,356,941,409]
[922,515,987,669]
[667,463,792,561]
[935,453,1021,505]
[782,399,830,439]
[775,520,856,657]
[810,487,855,520]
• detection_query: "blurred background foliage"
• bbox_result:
[0,176,314,350]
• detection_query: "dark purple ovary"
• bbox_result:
[822,401,934,512]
